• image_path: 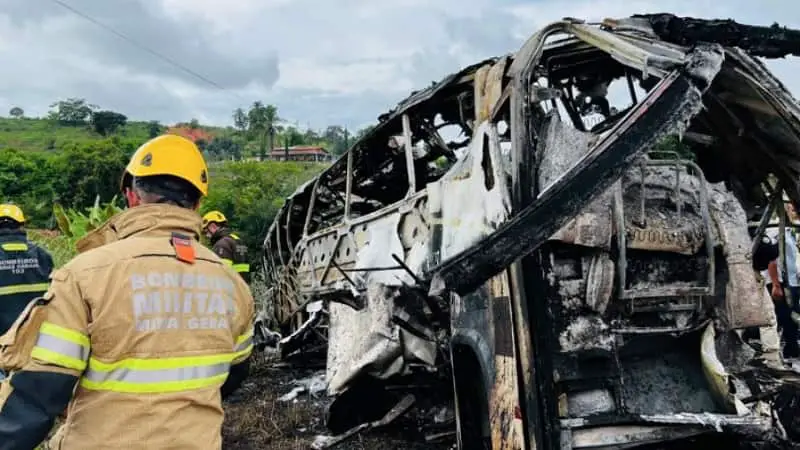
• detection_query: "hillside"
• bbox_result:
[0,98,362,157]
[0,98,349,233]
[0,116,233,153]
[0,117,150,152]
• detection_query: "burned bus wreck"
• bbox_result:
[258,13,800,450]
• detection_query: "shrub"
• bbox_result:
[200,160,326,261]
[29,196,123,268]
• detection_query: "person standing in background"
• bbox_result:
[784,200,800,314]
[757,199,800,359]
[0,204,53,380]
[202,210,251,283]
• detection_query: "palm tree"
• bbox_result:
[247,102,283,160]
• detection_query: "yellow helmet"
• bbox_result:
[202,210,227,229]
[0,204,24,223]
[121,134,209,197]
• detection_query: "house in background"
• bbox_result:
[267,145,332,162]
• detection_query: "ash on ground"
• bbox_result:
[222,352,453,450]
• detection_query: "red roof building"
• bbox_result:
[268,145,332,162]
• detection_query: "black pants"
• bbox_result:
[767,283,800,358]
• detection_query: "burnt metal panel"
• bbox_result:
[428,69,705,297]
[492,296,514,357]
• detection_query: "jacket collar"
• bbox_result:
[210,226,231,245]
[76,204,202,253]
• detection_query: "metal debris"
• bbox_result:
[311,395,416,449]
[278,371,327,402]
[255,13,800,450]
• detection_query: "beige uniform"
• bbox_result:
[0,204,255,449]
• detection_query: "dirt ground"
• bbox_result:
[221,353,454,450]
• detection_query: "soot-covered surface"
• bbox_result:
[621,348,721,415]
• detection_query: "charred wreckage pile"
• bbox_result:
[255,13,800,450]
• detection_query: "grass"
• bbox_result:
[222,355,324,449]
[0,117,231,153]
[0,117,151,152]
[28,229,75,268]
[222,355,451,450]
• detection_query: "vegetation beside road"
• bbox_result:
[1,98,343,265]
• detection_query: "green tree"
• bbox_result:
[0,149,56,225]
[233,108,249,133]
[323,125,350,155]
[354,125,374,141]
[207,137,242,161]
[283,126,306,147]
[9,107,23,118]
[247,102,281,160]
[147,120,164,138]
[303,128,320,143]
[48,98,97,125]
[49,139,135,208]
[201,160,326,260]
[90,110,128,136]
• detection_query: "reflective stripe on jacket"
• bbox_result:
[210,228,250,283]
[0,204,255,450]
[0,230,53,335]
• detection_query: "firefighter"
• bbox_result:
[0,134,255,450]
[0,204,53,380]
[202,210,250,283]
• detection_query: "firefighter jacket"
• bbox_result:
[0,229,53,336]
[209,227,250,283]
[0,204,255,450]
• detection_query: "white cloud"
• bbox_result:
[275,58,416,94]
[0,0,798,130]
[507,0,715,27]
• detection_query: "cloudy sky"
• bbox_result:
[0,0,798,131]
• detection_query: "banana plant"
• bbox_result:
[53,195,122,239]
